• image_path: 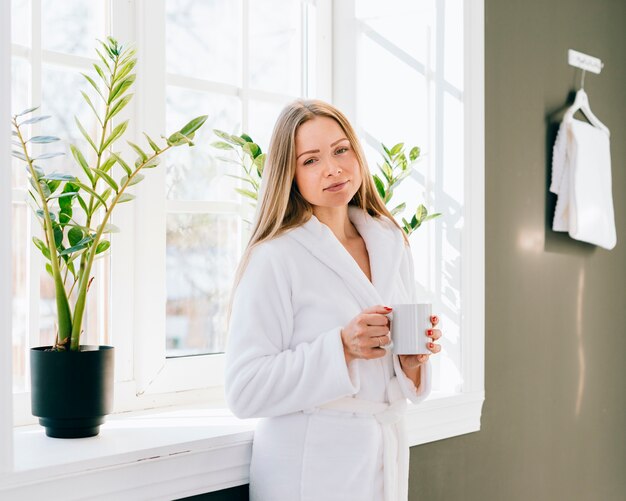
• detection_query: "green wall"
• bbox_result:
[408,0,626,499]
[185,0,626,499]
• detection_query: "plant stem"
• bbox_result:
[72,50,120,350]
[69,147,172,350]
[14,119,72,347]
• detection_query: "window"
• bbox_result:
[10,0,110,404]
[9,0,331,418]
[5,0,483,453]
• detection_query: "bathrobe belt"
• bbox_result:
[302,377,409,501]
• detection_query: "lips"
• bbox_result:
[324,180,348,190]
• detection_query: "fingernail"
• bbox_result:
[427,329,433,336]
[384,306,393,311]
[429,343,434,348]
[431,315,438,323]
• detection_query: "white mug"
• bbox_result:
[388,303,432,355]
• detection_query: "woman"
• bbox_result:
[224,99,443,501]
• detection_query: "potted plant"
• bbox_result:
[211,130,441,232]
[11,37,208,438]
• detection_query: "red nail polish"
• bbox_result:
[384,306,392,311]
[427,329,433,336]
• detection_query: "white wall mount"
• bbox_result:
[568,49,603,89]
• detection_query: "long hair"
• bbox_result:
[226,99,408,324]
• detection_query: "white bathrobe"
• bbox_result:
[550,116,616,249]
[224,204,432,501]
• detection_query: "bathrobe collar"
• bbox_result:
[286,205,405,306]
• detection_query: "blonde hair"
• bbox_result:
[226,99,408,324]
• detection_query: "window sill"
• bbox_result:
[1,391,483,500]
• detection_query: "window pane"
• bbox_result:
[166,213,240,356]
[166,0,241,86]
[11,0,30,46]
[247,98,289,154]
[12,57,30,189]
[41,0,102,57]
[12,203,28,393]
[165,86,241,201]
[249,0,302,95]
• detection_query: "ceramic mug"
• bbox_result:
[388,303,432,355]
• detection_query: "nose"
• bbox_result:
[325,158,342,176]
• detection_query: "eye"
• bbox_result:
[303,157,316,166]
[335,146,349,155]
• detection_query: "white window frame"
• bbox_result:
[1,0,14,476]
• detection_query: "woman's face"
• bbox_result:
[293,116,362,209]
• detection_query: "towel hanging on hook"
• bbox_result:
[550,49,616,250]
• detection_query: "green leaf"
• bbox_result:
[390,143,404,156]
[114,58,136,83]
[70,144,94,183]
[75,116,99,153]
[95,48,111,72]
[81,73,105,101]
[242,142,261,159]
[373,174,386,199]
[93,63,107,84]
[17,105,40,116]
[423,213,442,222]
[75,181,107,208]
[143,133,161,153]
[76,194,89,215]
[32,237,51,260]
[42,173,77,181]
[240,133,254,143]
[45,263,53,277]
[109,74,135,103]
[28,135,60,144]
[390,202,406,216]
[95,241,110,254]
[415,204,427,222]
[117,193,135,203]
[99,223,120,233]
[107,93,133,121]
[20,115,51,125]
[100,120,129,153]
[211,141,234,150]
[47,179,61,195]
[179,115,208,137]
[53,224,64,247]
[94,169,119,192]
[100,155,117,173]
[121,173,144,186]
[58,238,91,256]
[81,91,102,124]
[166,132,193,147]
[48,191,79,200]
[111,152,132,176]
[33,152,64,161]
[11,150,27,161]
[141,156,160,169]
[127,141,148,162]
[235,188,257,201]
[409,146,420,162]
[253,153,266,176]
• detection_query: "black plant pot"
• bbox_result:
[30,345,114,438]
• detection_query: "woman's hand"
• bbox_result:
[398,314,442,371]
[341,305,392,364]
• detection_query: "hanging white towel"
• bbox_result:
[550,116,616,250]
